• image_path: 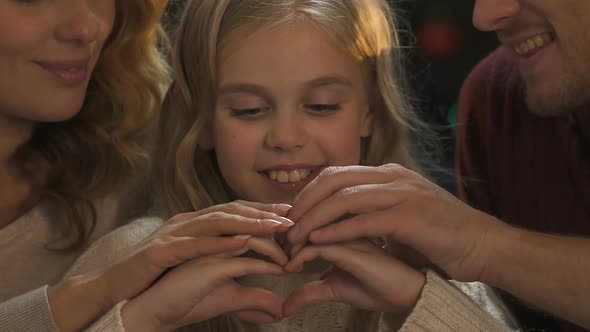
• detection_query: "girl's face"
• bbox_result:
[210,23,373,204]
[0,0,115,126]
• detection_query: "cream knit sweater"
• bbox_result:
[66,218,520,332]
[0,200,120,331]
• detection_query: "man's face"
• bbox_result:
[473,0,590,116]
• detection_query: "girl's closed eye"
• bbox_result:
[304,103,341,116]
[229,106,270,119]
[11,0,41,6]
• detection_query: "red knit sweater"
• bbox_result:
[456,46,590,332]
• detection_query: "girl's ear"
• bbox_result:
[360,106,374,138]
[199,124,215,150]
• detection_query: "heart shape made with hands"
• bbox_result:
[237,236,348,321]
[235,232,403,321]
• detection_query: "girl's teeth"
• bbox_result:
[277,171,289,183]
[289,170,301,182]
[268,169,311,183]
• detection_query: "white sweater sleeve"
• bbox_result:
[394,272,519,332]
[0,286,58,332]
[66,217,164,332]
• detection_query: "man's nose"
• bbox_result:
[473,0,520,32]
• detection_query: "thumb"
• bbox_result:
[225,284,285,320]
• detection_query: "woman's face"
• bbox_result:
[0,0,115,127]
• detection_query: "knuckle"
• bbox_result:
[232,199,248,206]
[382,163,410,177]
[224,201,242,214]
[336,186,360,200]
[207,211,231,222]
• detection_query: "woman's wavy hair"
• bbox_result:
[157,0,429,330]
[14,0,171,250]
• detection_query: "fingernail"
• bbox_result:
[234,235,252,241]
[272,204,292,215]
[275,216,295,227]
[259,219,284,227]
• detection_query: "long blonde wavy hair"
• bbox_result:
[14,0,171,249]
[157,0,424,330]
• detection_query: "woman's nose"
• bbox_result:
[55,1,100,45]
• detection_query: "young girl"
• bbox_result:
[65,0,518,330]
[0,0,170,330]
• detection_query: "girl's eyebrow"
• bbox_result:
[217,83,271,101]
[303,75,353,89]
[218,75,353,97]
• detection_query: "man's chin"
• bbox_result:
[525,88,586,118]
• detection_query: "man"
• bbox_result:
[456,0,590,330]
[285,1,590,330]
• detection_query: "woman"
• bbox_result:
[0,0,169,330]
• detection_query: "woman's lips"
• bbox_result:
[35,58,90,85]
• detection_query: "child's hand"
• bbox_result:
[121,242,286,331]
[282,239,425,316]
[287,164,501,283]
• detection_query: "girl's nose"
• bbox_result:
[264,111,308,152]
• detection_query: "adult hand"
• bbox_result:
[50,201,293,332]
[121,236,288,331]
[287,164,505,282]
[282,239,425,317]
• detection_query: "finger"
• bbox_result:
[284,242,424,309]
[243,236,289,266]
[232,200,292,217]
[226,284,284,320]
[307,207,441,271]
[138,235,252,269]
[284,241,378,274]
[181,281,284,324]
[172,212,294,238]
[206,257,286,281]
[289,164,406,221]
[282,280,336,316]
[221,236,289,266]
[168,201,292,224]
[288,182,405,243]
[307,207,404,244]
[283,271,383,315]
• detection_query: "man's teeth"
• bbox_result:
[268,169,312,183]
[514,33,553,55]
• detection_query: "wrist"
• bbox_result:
[478,220,525,288]
[122,297,169,332]
[48,272,113,332]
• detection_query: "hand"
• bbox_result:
[105,200,293,305]
[122,237,288,331]
[50,201,293,332]
[282,240,425,317]
[287,164,504,282]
